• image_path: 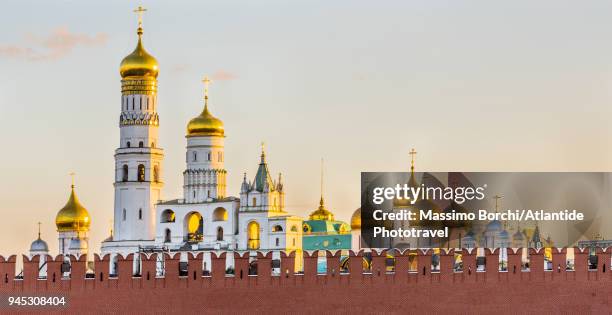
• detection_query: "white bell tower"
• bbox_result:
[103,6,163,254]
[184,76,227,203]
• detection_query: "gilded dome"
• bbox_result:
[393,171,419,208]
[309,197,335,221]
[119,30,159,78]
[55,186,91,232]
[350,208,361,230]
[186,104,225,137]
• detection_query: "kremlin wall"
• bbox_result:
[0,248,611,313]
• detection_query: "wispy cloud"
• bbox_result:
[0,27,107,61]
[212,70,237,81]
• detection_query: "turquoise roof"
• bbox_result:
[303,234,352,251]
[303,219,350,234]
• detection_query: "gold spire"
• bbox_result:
[260,141,266,162]
[409,148,417,173]
[394,148,419,208]
[37,222,41,239]
[119,6,159,79]
[186,76,225,137]
[309,158,335,221]
[55,175,91,232]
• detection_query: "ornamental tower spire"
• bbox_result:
[103,6,164,254]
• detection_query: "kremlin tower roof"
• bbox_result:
[253,144,274,192]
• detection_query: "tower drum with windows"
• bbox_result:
[183,77,227,203]
[112,10,163,244]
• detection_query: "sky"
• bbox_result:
[2,0,612,258]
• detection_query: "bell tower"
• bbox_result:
[104,6,163,253]
[184,76,227,203]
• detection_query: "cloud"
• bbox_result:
[212,70,237,81]
[0,27,107,61]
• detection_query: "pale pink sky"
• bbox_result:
[1,0,612,257]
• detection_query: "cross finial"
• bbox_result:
[260,142,266,162]
[134,6,147,27]
[493,194,504,213]
[69,172,76,188]
[37,222,41,239]
[202,76,212,104]
[409,148,417,172]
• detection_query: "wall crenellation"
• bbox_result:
[1,247,610,292]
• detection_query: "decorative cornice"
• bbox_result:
[120,112,159,126]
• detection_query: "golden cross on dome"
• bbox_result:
[134,6,147,28]
[37,222,41,238]
[409,148,417,171]
[202,76,212,100]
[69,171,76,188]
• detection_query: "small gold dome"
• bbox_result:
[309,197,335,221]
[350,208,361,230]
[55,186,91,232]
[186,104,225,137]
[119,34,159,78]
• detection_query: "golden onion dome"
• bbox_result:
[55,186,91,232]
[350,208,361,230]
[119,27,159,78]
[393,171,419,208]
[309,197,335,221]
[186,104,225,137]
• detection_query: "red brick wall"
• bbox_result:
[1,248,610,314]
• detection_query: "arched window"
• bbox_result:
[164,229,171,243]
[207,152,211,161]
[272,225,283,232]
[122,165,129,182]
[153,165,159,182]
[193,151,197,162]
[127,141,131,148]
[247,221,260,250]
[122,209,126,221]
[217,227,224,241]
[138,208,142,220]
[151,142,155,148]
[275,238,279,247]
[185,212,203,242]
[138,141,144,148]
[252,197,257,207]
[213,208,228,221]
[138,164,145,182]
[218,152,222,162]
[292,238,296,246]
[161,209,175,223]
[290,225,298,232]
